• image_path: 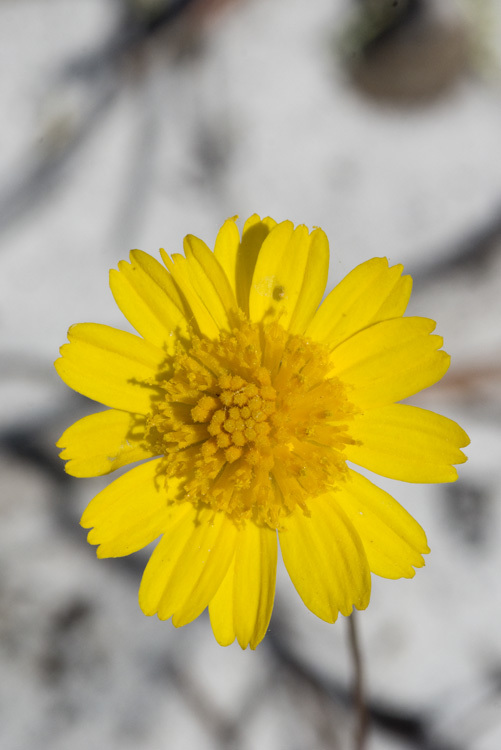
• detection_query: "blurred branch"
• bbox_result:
[267,618,464,750]
[414,203,501,282]
[65,0,203,79]
[0,0,205,235]
[166,661,241,747]
[0,80,118,231]
[0,419,70,484]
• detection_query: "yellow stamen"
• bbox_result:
[146,317,358,528]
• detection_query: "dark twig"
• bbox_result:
[266,616,464,750]
[348,612,369,750]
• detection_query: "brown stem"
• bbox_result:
[347,611,369,750]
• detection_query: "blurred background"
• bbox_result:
[1,0,501,748]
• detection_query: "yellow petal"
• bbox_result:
[279,494,371,623]
[235,214,277,313]
[183,233,238,329]
[345,404,470,483]
[139,506,238,627]
[109,250,189,351]
[57,409,155,477]
[248,222,328,331]
[288,228,330,335]
[306,257,412,349]
[160,250,220,339]
[209,523,277,649]
[330,317,450,408]
[81,458,172,557]
[208,553,236,647]
[337,470,429,579]
[213,216,241,297]
[55,323,165,414]
[137,501,195,612]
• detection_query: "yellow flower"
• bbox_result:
[55,215,469,649]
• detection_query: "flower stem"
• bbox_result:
[347,611,369,750]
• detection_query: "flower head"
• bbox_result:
[55,215,469,648]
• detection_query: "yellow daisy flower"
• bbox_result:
[55,215,469,649]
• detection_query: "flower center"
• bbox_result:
[147,317,358,528]
[194,373,277,464]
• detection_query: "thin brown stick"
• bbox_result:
[347,611,369,750]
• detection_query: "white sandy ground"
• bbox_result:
[1,0,501,748]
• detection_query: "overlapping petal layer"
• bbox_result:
[344,404,469,482]
[209,523,277,649]
[329,316,450,407]
[81,459,172,557]
[279,494,371,622]
[306,257,412,349]
[183,233,238,331]
[248,221,329,332]
[109,249,189,350]
[55,323,165,414]
[57,408,155,477]
[336,470,429,578]
[139,505,238,626]
[214,214,277,312]
[160,251,221,339]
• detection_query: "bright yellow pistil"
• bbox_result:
[55,215,469,649]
